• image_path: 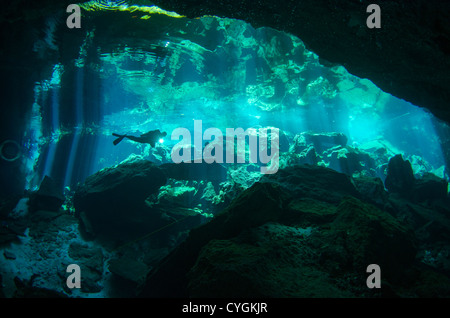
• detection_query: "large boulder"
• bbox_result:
[385,155,449,203]
[108,257,150,286]
[326,146,376,177]
[139,163,450,297]
[139,165,362,297]
[353,176,388,206]
[73,157,167,240]
[385,154,415,198]
[411,172,448,203]
[139,181,285,297]
[187,196,417,297]
[28,176,65,212]
[260,164,359,204]
[187,224,353,297]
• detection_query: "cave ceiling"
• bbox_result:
[1,0,449,124]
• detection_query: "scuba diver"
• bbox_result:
[112,129,167,147]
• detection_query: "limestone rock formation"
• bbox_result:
[412,172,448,203]
[68,242,104,293]
[28,176,65,212]
[73,157,167,240]
[385,154,415,197]
[139,164,447,298]
[385,154,449,203]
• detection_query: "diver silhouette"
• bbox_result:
[112,130,167,147]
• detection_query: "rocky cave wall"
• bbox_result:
[148,0,450,124]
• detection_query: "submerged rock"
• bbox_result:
[73,158,167,240]
[303,132,348,153]
[326,146,376,177]
[412,172,448,203]
[68,242,104,293]
[0,195,20,219]
[139,181,285,297]
[73,157,209,250]
[139,161,450,297]
[385,154,415,198]
[187,224,353,297]
[228,164,262,189]
[109,258,150,286]
[28,176,65,212]
[327,197,416,280]
[74,158,166,215]
[140,164,423,297]
[290,132,347,154]
[260,164,359,204]
[292,145,318,166]
[186,196,416,297]
[385,154,449,204]
[353,176,388,206]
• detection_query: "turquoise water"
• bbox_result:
[19,4,448,191]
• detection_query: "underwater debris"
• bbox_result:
[155,182,197,208]
[326,146,377,178]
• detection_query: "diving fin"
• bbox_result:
[112,133,126,146]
